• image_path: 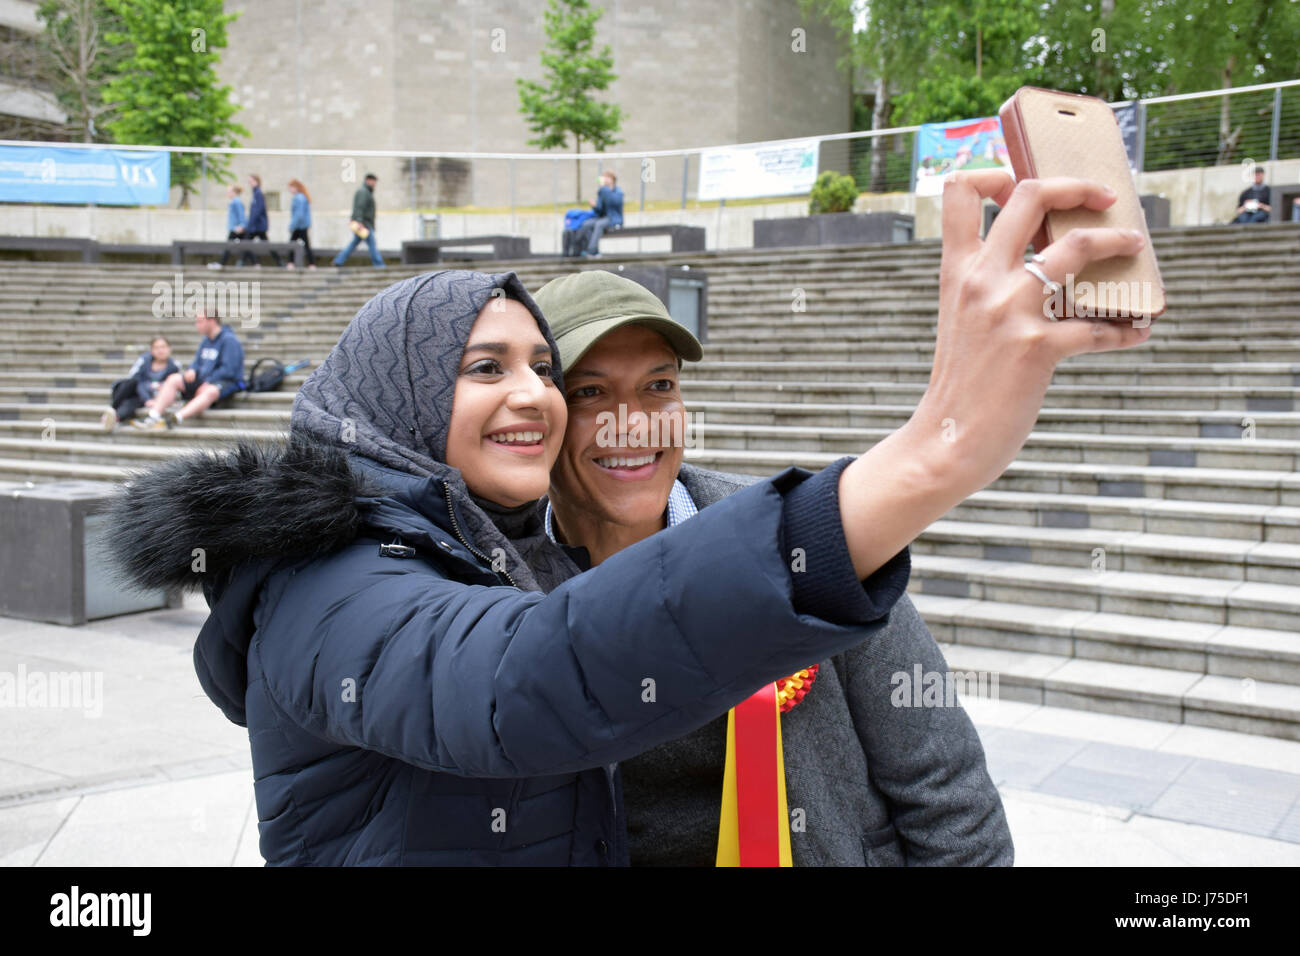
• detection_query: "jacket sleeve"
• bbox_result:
[350,189,369,224]
[835,592,1014,866]
[129,355,150,403]
[253,466,912,779]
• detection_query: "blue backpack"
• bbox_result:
[564,208,595,231]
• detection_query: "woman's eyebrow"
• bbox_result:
[462,342,554,357]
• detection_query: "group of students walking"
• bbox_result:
[213,172,385,269]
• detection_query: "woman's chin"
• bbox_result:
[468,477,549,509]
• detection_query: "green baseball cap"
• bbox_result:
[532,270,703,373]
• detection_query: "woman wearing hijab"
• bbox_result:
[105,173,1150,865]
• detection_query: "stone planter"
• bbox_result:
[753,211,915,249]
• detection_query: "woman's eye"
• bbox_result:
[464,359,502,376]
[531,361,554,378]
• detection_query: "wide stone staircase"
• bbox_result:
[2,222,1299,741]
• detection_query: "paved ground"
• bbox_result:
[2,594,1299,867]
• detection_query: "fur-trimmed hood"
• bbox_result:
[104,433,378,594]
[103,432,505,728]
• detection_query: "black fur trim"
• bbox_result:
[103,432,368,592]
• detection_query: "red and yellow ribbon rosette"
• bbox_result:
[716,665,818,867]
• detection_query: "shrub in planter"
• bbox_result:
[809,171,859,215]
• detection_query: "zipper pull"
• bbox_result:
[379,538,416,558]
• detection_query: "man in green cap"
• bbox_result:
[532,269,1013,867]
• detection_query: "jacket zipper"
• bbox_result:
[442,483,518,588]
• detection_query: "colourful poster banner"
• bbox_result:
[912,116,1013,196]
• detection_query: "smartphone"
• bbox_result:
[998,86,1165,323]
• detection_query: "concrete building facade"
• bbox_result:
[214,0,851,217]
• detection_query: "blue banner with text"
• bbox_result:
[0,146,170,205]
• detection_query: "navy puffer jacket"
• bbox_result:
[107,437,909,865]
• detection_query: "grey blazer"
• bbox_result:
[676,463,1013,866]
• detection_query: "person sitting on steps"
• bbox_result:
[134,308,244,430]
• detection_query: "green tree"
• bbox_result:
[1141,0,1300,164]
[100,0,248,207]
[516,0,624,201]
[35,0,130,142]
[885,0,1040,124]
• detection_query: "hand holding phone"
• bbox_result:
[998,86,1165,323]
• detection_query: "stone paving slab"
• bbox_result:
[5,601,1300,865]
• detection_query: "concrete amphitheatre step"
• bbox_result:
[913,593,1300,736]
[2,226,1299,741]
[684,400,1300,441]
[909,552,1300,633]
[947,489,1300,544]
[0,382,306,402]
[678,379,1298,412]
[687,420,1300,470]
[935,638,1300,741]
[0,402,290,426]
[916,518,1300,585]
[679,448,1300,507]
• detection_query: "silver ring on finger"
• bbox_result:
[1023,261,1062,321]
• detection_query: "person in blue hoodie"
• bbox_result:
[580,169,624,257]
[216,184,246,268]
[286,178,315,269]
[243,173,283,267]
[102,336,181,430]
[134,307,245,430]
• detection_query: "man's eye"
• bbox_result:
[648,379,676,391]
[568,385,599,400]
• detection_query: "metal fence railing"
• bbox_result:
[2,78,1298,243]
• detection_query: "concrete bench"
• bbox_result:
[0,236,98,262]
[172,239,305,268]
[1269,185,1300,223]
[402,236,531,264]
[753,213,914,249]
[582,224,707,254]
[92,243,174,263]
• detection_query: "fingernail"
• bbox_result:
[1130,229,1145,242]
[1103,185,1117,196]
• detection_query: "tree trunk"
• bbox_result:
[574,134,583,203]
[1217,55,1236,164]
[1096,0,1114,98]
[870,72,890,193]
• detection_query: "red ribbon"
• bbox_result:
[734,682,781,867]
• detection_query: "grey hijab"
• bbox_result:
[290,270,580,593]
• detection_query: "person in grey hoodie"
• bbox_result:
[534,269,1014,866]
